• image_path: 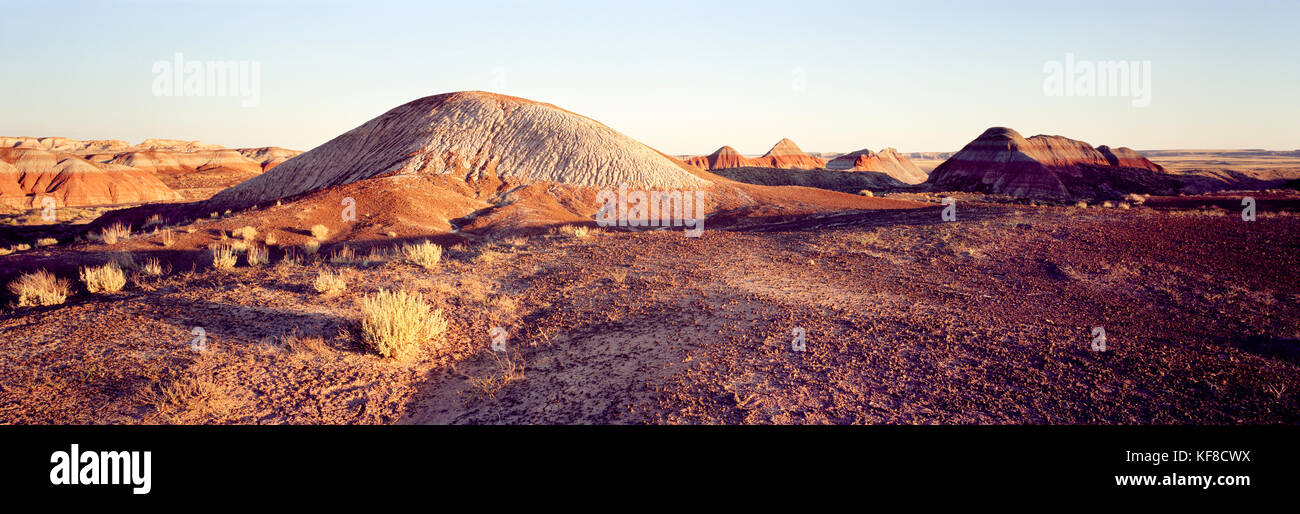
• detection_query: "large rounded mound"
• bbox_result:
[207,91,709,210]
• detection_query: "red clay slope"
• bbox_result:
[0,148,182,208]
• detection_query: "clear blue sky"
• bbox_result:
[1,0,1297,154]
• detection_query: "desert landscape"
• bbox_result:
[0,91,1297,425]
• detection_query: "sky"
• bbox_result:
[1,0,1297,154]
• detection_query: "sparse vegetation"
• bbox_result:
[36,237,58,247]
[363,247,389,265]
[264,233,277,246]
[80,262,127,293]
[572,226,591,238]
[143,214,165,228]
[468,351,527,399]
[8,270,71,306]
[100,222,132,244]
[278,249,301,267]
[211,245,238,269]
[329,245,357,264]
[140,374,234,424]
[160,229,175,247]
[401,240,443,269]
[358,289,448,360]
[302,240,321,255]
[234,226,258,240]
[311,224,329,240]
[12,243,31,252]
[245,244,269,266]
[313,270,347,295]
[141,258,166,276]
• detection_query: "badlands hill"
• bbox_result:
[0,137,301,206]
[684,146,752,170]
[825,147,928,184]
[0,148,181,208]
[205,91,712,212]
[685,139,827,171]
[96,91,926,241]
[753,138,828,169]
[925,127,1190,200]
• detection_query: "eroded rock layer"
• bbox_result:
[825,147,928,184]
[926,127,1174,200]
[206,91,711,210]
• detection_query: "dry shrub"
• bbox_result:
[302,240,320,255]
[211,245,238,270]
[313,269,346,295]
[0,247,13,256]
[329,245,357,264]
[8,270,71,306]
[364,247,390,265]
[80,262,127,293]
[140,374,234,424]
[36,237,58,247]
[160,229,175,247]
[12,243,31,252]
[141,258,166,277]
[264,233,277,246]
[401,240,443,269]
[143,214,164,228]
[278,249,302,267]
[359,289,449,360]
[101,222,131,244]
[500,235,528,248]
[858,189,874,197]
[468,351,526,399]
[245,244,269,266]
[572,226,591,238]
[310,224,329,240]
[234,226,258,241]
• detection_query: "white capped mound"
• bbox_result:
[208,91,709,209]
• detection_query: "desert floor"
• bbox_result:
[2,195,1297,424]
